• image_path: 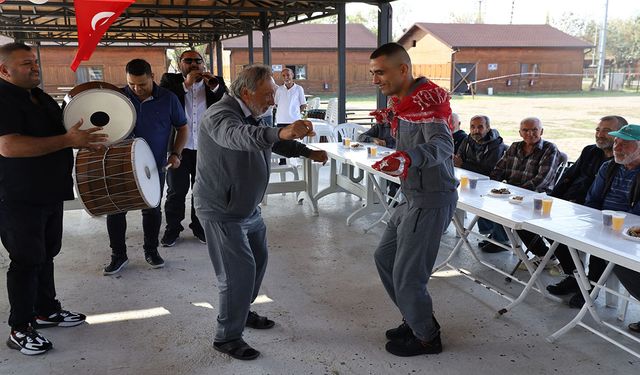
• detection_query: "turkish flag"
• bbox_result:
[70,0,135,71]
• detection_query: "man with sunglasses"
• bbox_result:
[160,50,228,247]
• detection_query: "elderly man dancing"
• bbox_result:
[194,65,327,360]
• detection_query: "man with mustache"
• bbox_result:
[160,50,227,247]
[454,115,508,251]
[546,117,630,309]
[194,65,327,360]
[0,42,106,355]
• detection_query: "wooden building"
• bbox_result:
[36,47,167,96]
[223,23,377,96]
[397,23,592,94]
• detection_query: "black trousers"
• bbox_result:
[164,149,203,236]
[0,201,63,329]
[107,174,165,257]
[554,244,606,282]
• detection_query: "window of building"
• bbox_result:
[75,66,104,84]
[286,64,307,80]
[520,63,540,78]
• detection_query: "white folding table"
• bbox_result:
[522,214,640,358]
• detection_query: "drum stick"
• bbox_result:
[164,163,173,171]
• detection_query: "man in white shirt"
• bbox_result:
[275,68,306,126]
[274,68,306,164]
[159,50,227,247]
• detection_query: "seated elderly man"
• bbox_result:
[481,117,562,253]
[561,124,640,309]
[545,116,627,307]
[454,115,508,250]
[451,113,467,154]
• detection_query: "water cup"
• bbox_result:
[612,212,626,232]
[459,176,469,189]
[469,177,478,189]
[533,197,543,211]
[367,146,378,157]
[343,137,351,147]
[602,210,615,227]
[542,197,553,215]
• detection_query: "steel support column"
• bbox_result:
[377,3,393,109]
[337,3,346,124]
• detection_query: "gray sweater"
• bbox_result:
[194,94,311,221]
[399,78,458,208]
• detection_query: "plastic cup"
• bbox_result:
[533,197,543,211]
[542,197,553,215]
[469,177,478,189]
[612,212,626,232]
[460,176,469,189]
[368,146,378,157]
[343,137,351,147]
[602,210,615,227]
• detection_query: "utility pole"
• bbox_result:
[477,0,483,23]
[510,0,515,24]
[596,0,610,89]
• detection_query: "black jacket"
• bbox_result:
[452,129,467,154]
[456,129,507,176]
[159,72,227,108]
[357,122,396,148]
[551,144,610,204]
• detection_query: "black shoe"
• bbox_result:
[480,242,509,253]
[385,333,442,356]
[246,311,275,329]
[145,250,165,269]
[7,325,52,355]
[34,310,86,328]
[103,256,128,275]
[568,292,587,309]
[386,315,440,342]
[385,320,412,341]
[193,231,206,244]
[546,277,579,296]
[160,231,179,247]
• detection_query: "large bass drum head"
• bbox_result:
[63,81,136,145]
[131,138,161,209]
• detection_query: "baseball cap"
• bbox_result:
[608,124,640,141]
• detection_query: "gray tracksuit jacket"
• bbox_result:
[194,94,311,221]
[398,78,459,208]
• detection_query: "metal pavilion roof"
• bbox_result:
[0,0,393,46]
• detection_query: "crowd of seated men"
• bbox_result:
[454,113,640,334]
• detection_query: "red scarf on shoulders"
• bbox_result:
[370,79,452,136]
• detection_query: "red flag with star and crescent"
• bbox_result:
[71,0,135,71]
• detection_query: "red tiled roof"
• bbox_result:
[399,23,592,49]
[223,23,377,50]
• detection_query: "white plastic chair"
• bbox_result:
[307,97,321,110]
[262,153,299,205]
[308,123,335,143]
[332,122,367,142]
[325,98,339,126]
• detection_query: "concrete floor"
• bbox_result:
[1,169,640,374]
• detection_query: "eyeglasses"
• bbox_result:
[182,58,203,64]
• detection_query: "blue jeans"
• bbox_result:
[477,218,509,243]
[200,208,268,342]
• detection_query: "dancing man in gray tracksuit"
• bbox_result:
[369,43,458,357]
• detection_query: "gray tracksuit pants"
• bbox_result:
[200,208,268,342]
[374,201,455,342]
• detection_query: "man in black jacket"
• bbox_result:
[454,115,508,251]
[454,115,506,176]
[545,115,626,307]
[160,50,228,247]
